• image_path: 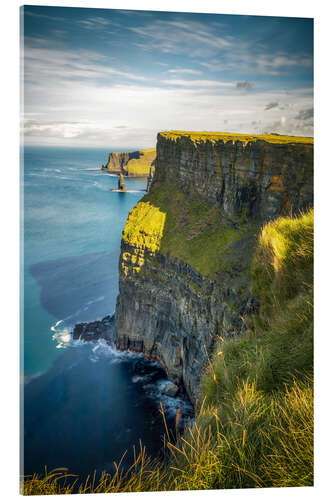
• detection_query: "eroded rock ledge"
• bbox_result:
[72,315,114,342]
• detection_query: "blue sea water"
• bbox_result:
[22,147,192,479]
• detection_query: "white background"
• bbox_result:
[0,0,331,499]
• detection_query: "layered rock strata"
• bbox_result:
[154,132,313,221]
[115,131,314,402]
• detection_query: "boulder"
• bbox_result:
[162,381,179,397]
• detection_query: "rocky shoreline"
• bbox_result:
[72,314,115,343]
[71,314,183,398]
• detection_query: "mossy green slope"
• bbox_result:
[123,181,258,280]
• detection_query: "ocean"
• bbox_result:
[21,146,192,479]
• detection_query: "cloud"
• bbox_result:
[236,81,253,90]
[167,69,203,76]
[22,31,313,147]
[24,10,66,22]
[24,45,147,86]
[24,120,94,139]
[294,107,313,121]
[77,17,112,30]
[23,79,313,147]
[161,79,234,88]
[199,51,313,77]
[128,19,233,58]
[265,102,279,111]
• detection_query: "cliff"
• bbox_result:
[102,148,156,177]
[114,131,313,402]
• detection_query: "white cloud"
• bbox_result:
[22,39,313,147]
[77,17,112,30]
[200,52,313,76]
[161,79,234,88]
[128,19,233,58]
[23,79,313,147]
[167,69,203,75]
[23,45,147,86]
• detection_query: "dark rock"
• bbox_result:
[154,133,313,222]
[162,381,179,397]
[118,173,126,191]
[72,315,114,342]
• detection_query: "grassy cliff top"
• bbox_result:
[106,148,155,176]
[126,148,155,175]
[138,148,156,154]
[160,130,313,145]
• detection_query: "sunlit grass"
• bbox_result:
[122,201,166,252]
[127,182,257,279]
[160,130,313,145]
[126,148,155,176]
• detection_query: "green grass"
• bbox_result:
[251,209,313,319]
[160,130,314,145]
[124,182,257,279]
[22,209,313,494]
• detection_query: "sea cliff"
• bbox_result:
[102,148,156,177]
[114,131,314,402]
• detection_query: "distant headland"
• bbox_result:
[101,148,156,177]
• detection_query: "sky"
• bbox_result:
[22,5,313,149]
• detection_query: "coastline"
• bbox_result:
[71,314,190,401]
[101,168,150,178]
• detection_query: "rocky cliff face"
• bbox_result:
[103,151,131,174]
[154,132,313,221]
[114,131,313,402]
[102,148,156,177]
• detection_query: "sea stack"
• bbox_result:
[118,173,126,191]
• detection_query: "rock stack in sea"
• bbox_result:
[118,173,126,191]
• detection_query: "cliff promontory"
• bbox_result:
[102,148,156,177]
[114,131,313,402]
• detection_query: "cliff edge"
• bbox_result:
[102,148,156,177]
[114,131,313,402]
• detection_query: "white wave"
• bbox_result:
[51,320,71,349]
[50,319,64,332]
[86,296,105,306]
[53,329,71,349]
[132,374,152,384]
